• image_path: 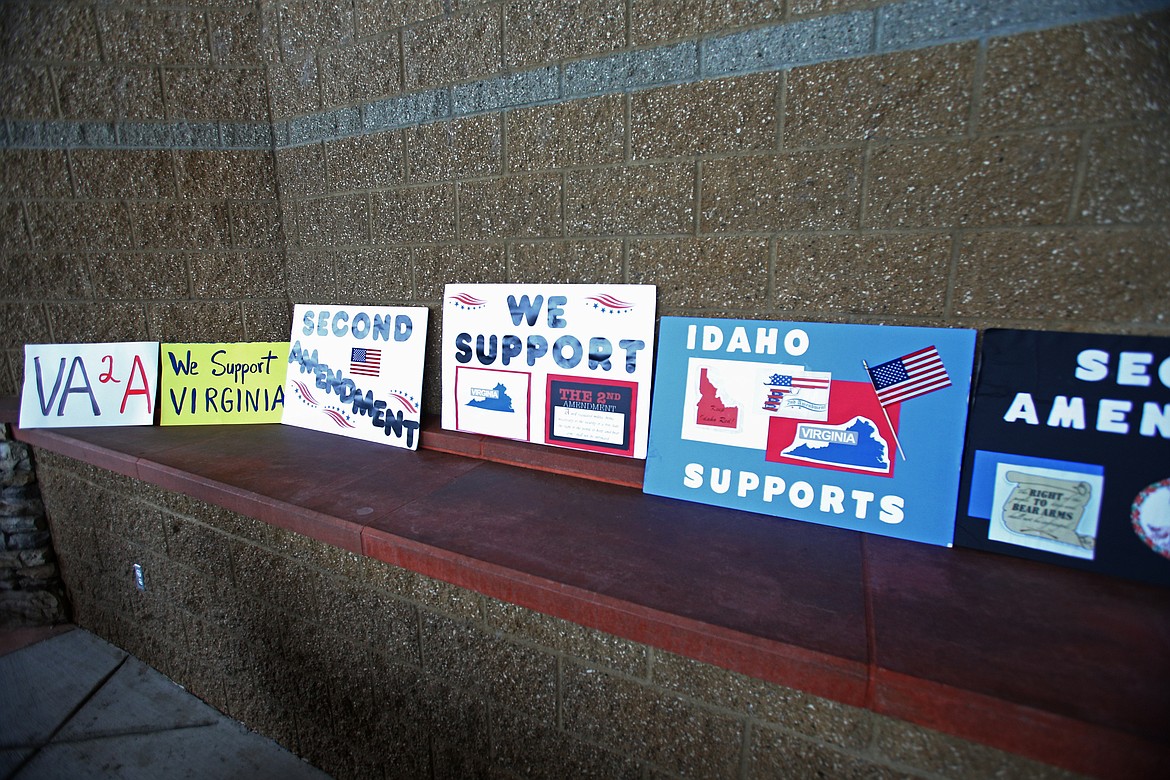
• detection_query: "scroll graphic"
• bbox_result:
[1000,471,1095,551]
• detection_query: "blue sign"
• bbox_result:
[643,317,977,547]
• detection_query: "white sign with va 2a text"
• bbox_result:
[282,304,429,450]
[20,342,160,428]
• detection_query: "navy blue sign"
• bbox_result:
[955,329,1170,587]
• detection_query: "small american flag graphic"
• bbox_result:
[866,346,949,406]
[350,347,381,377]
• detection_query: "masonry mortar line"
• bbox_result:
[1066,129,1093,225]
[969,38,988,139]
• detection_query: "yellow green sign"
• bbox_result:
[160,342,288,425]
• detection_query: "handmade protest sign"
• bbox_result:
[441,284,656,458]
[643,318,976,547]
[281,304,428,450]
[956,329,1170,586]
[160,342,288,425]
[21,342,159,428]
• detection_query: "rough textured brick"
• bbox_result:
[564,42,698,97]
[355,0,443,37]
[0,304,52,349]
[362,89,450,133]
[370,183,456,244]
[786,43,976,145]
[96,8,212,66]
[460,173,563,239]
[873,717,1079,780]
[6,119,114,150]
[315,578,419,658]
[43,302,148,343]
[221,121,274,149]
[630,74,779,159]
[484,599,648,677]
[452,66,558,116]
[0,1,102,62]
[55,66,165,121]
[507,95,626,172]
[148,300,244,342]
[629,0,784,46]
[324,131,405,192]
[413,243,506,299]
[655,645,875,748]
[321,35,401,108]
[701,150,863,232]
[176,149,277,200]
[117,121,219,150]
[0,150,72,198]
[403,5,502,90]
[420,612,558,720]
[209,8,276,67]
[0,203,31,250]
[165,67,270,122]
[509,239,624,283]
[491,708,642,779]
[275,143,328,198]
[504,0,625,70]
[953,228,1170,325]
[876,0,986,50]
[790,0,879,14]
[333,249,413,302]
[561,661,744,776]
[865,133,1079,228]
[701,10,873,76]
[750,726,904,780]
[267,58,322,119]
[406,114,502,183]
[630,236,768,310]
[0,253,91,300]
[285,250,339,302]
[1,65,63,119]
[278,0,355,60]
[981,13,1170,131]
[1078,122,1170,225]
[774,233,952,316]
[192,252,286,298]
[243,299,291,341]
[566,162,694,236]
[133,201,231,250]
[0,351,17,395]
[26,201,135,251]
[89,253,189,299]
[71,150,177,199]
[295,195,369,248]
[229,200,283,249]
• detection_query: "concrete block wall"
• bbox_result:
[34,447,1079,779]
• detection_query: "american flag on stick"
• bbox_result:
[865,346,950,407]
[350,347,381,378]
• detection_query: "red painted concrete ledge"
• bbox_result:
[6,408,1168,778]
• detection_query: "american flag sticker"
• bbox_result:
[866,346,950,407]
[350,347,381,377]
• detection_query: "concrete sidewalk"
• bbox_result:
[0,626,330,780]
